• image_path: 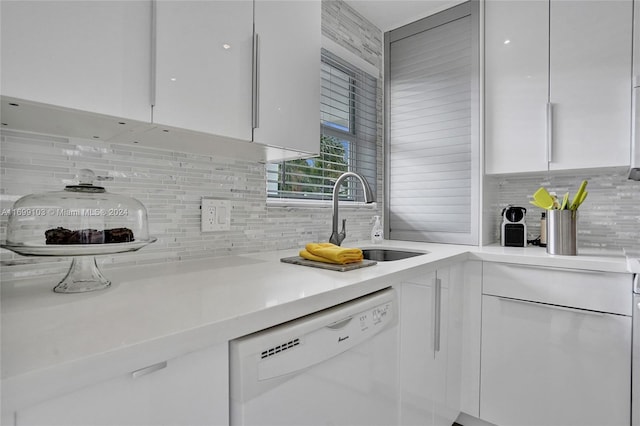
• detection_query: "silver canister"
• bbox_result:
[546,209,577,255]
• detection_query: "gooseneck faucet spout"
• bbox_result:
[329,172,376,246]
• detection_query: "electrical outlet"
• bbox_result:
[201,198,231,232]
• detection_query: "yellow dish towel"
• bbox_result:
[300,242,363,265]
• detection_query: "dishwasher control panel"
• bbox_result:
[360,301,392,332]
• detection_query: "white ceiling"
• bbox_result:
[343,0,465,32]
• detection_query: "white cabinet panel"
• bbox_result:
[480,263,633,426]
[153,0,319,157]
[433,266,463,426]
[399,270,437,425]
[15,344,229,426]
[399,265,463,426]
[480,294,631,426]
[635,0,640,80]
[253,0,320,155]
[549,0,632,170]
[482,262,632,316]
[153,0,253,140]
[484,0,549,174]
[484,0,633,174]
[0,0,152,122]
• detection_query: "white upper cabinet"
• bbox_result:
[484,0,549,174]
[549,0,632,170]
[635,0,640,80]
[152,0,320,157]
[0,0,152,122]
[485,0,633,174]
[1,0,319,159]
[153,1,254,141]
[253,0,321,154]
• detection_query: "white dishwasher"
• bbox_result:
[230,287,398,426]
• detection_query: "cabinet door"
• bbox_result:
[399,266,463,426]
[433,266,463,426]
[16,344,229,426]
[399,271,437,426]
[0,0,152,122]
[485,0,633,174]
[484,0,549,174]
[480,295,631,426]
[635,0,640,81]
[153,0,253,140]
[549,0,632,170]
[253,0,320,155]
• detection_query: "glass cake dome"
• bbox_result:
[2,169,156,293]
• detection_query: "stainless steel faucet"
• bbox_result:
[329,172,376,246]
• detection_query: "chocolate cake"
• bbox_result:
[45,227,135,245]
[44,227,74,244]
[104,228,134,243]
[71,229,104,244]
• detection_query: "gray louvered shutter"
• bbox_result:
[385,1,479,244]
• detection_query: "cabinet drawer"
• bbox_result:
[482,262,632,316]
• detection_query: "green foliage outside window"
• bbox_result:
[279,135,350,199]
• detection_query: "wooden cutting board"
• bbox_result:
[280,256,377,272]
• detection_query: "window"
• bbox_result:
[267,49,377,202]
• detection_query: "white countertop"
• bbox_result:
[1,240,632,410]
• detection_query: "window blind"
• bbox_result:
[267,49,377,201]
[385,2,479,244]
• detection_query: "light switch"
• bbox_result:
[217,206,227,224]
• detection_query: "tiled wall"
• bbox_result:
[0,0,385,280]
[487,170,640,251]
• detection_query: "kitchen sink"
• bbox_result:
[361,248,428,262]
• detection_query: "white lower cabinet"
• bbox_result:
[479,263,632,426]
[14,343,229,426]
[399,264,463,426]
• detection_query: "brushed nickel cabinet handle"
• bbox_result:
[496,295,605,317]
[252,31,260,130]
[546,102,554,163]
[434,277,442,353]
[131,361,168,379]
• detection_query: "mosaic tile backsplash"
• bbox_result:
[488,171,640,252]
[0,129,382,280]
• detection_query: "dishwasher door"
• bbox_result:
[230,288,398,426]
